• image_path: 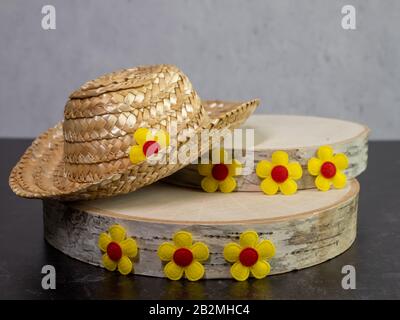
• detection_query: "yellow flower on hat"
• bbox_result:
[157,231,209,281]
[224,231,275,281]
[98,224,138,275]
[308,145,349,191]
[129,127,170,164]
[198,148,242,193]
[256,151,303,195]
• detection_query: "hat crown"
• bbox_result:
[69,65,167,99]
[62,64,208,183]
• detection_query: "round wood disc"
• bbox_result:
[164,115,369,191]
[43,179,359,279]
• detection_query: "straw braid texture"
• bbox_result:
[9,64,259,200]
[10,100,259,200]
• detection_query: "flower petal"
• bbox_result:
[228,159,242,176]
[211,148,229,164]
[240,230,259,248]
[260,177,279,195]
[154,130,170,148]
[332,153,349,170]
[219,176,237,193]
[287,162,303,180]
[315,174,331,191]
[109,224,126,242]
[230,261,250,281]
[198,164,212,176]
[117,256,133,275]
[98,232,111,252]
[279,178,298,195]
[332,171,347,189]
[185,261,205,281]
[173,231,192,248]
[308,157,322,176]
[191,242,209,262]
[120,238,138,258]
[317,145,333,161]
[164,261,184,280]
[250,260,271,279]
[158,242,176,261]
[256,160,272,178]
[102,253,117,271]
[201,176,219,193]
[223,243,241,263]
[256,240,276,259]
[134,127,151,145]
[129,145,146,164]
[272,151,289,165]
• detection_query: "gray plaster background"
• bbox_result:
[0,0,399,139]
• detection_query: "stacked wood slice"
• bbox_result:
[43,115,369,279]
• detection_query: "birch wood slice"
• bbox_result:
[43,179,359,279]
[163,115,369,191]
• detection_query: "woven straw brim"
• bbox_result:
[9,99,259,201]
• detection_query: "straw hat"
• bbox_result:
[9,64,259,200]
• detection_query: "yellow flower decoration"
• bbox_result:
[98,224,138,275]
[129,127,170,164]
[157,231,209,281]
[224,231,275,281]
[255,151,303,195]
[198,148,242,193]
[307,145,349,191]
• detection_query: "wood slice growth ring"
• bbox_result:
[43,180,359,279]
[164,115,369,191]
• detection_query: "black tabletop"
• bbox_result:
[1,139,399,300]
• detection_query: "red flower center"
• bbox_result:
[143,140,160,157]
[271,165,289,183]
[320,161,337,179]
[239,247,259,267]
[212,163,229,181]
[173,248,193,267]
[106,242,122,261]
